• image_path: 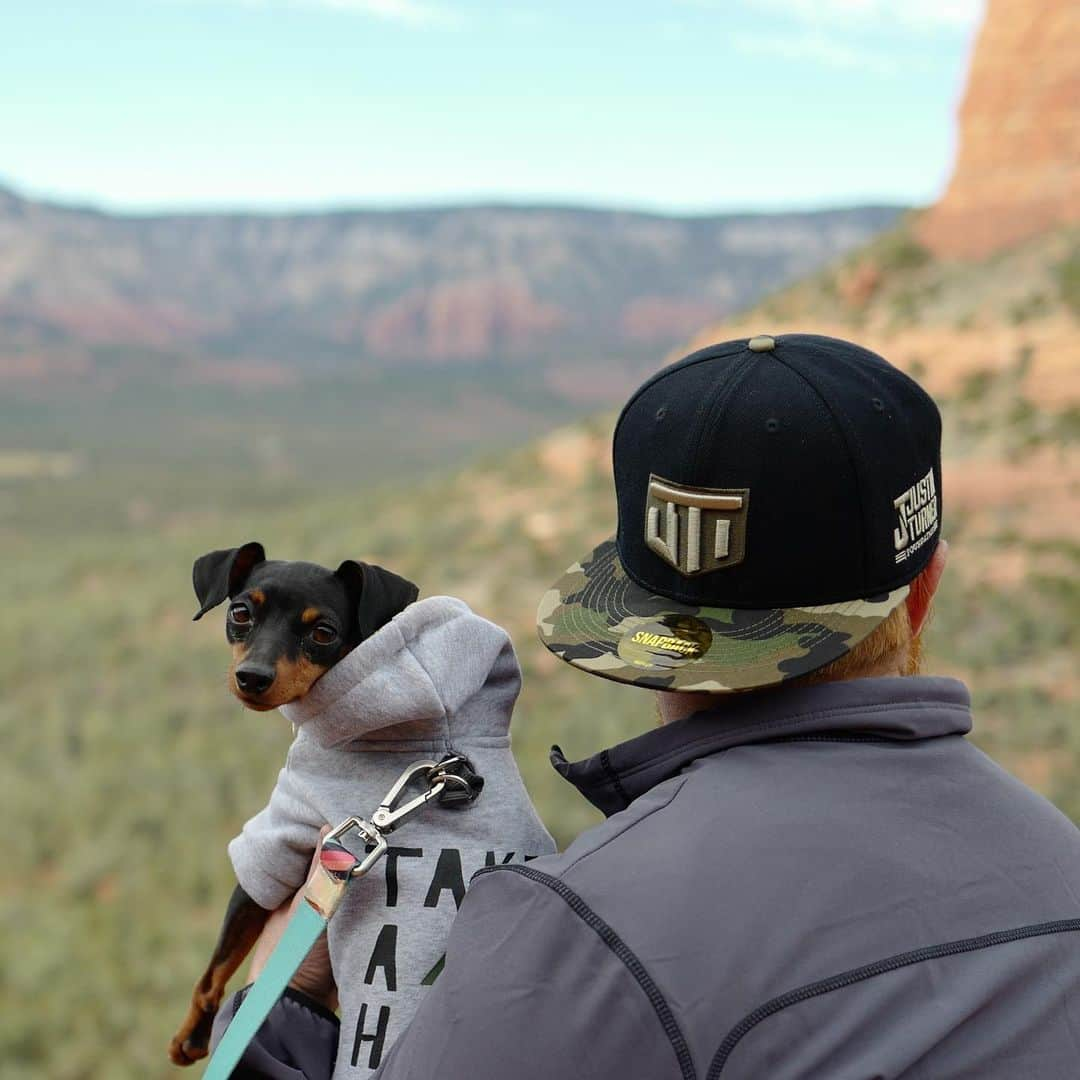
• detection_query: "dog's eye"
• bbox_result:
[229,605,252,626]
[311,624,337,646]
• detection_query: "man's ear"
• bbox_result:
[906,538,948,637]
[192,542,266,621]
[335,560,419,640]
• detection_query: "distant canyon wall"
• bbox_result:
[0,196,898,378]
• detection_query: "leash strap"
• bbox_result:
[203,755,481,1080]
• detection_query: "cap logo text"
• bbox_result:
[645,474,749,577]
[893,468,938,564]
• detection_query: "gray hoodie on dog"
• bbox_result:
[228,596,555,1078]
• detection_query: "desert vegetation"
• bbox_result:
[2,223,1077,1077]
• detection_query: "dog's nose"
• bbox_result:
[235,665,275,695]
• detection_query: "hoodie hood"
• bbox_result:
[280,595,522,750]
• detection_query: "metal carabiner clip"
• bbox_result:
[370,759,445,833]
[305,755,483,917]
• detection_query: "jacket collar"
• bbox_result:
[550,676,972,816]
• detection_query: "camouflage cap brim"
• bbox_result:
[537,538,909,692]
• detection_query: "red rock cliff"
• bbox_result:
[917,0,1079,259]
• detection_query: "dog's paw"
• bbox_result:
[168,1029,210,1066]
[168,1036,195,1066]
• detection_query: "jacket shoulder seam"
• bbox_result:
[473,863,697,1080]
[706,917,1080,1078]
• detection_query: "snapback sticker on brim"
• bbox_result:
[537,539,909,692]
[616,614,713,669]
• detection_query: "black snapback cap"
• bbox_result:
[537,333,943,691]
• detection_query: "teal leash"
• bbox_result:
[205,902,333,1080]
[202,756,481,1080]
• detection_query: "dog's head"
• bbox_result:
[191,541,418,710]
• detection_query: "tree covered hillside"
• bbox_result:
[3,220,1077,1078]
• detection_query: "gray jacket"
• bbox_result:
[226,595,554,1077]
[215,676,1080,1078]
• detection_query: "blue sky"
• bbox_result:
[1,0,983,214]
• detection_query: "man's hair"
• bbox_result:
[791,568,935,687]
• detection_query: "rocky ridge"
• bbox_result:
[917,0,1079,258]
[0,190,897,388]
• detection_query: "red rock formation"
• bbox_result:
[619,297,720,344]
[837,261,882,309]
[917,0,1079,259]
[362,277,566,361]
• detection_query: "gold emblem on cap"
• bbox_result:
[644,474,750,576]
[748,334,775,352]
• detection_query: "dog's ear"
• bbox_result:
[335,560,419,640]
[192,542,266,621]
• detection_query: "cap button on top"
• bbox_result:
[748,334,776,352]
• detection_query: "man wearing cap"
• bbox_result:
[218,334,1080,1078]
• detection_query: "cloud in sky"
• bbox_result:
[745,0,984,30]
[679,0,984,31]
[680,0,982,75]
[729,30,899,74]
[305,0,454,25]
[191,0,457,26]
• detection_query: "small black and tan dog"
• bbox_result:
[168,541,417,1066]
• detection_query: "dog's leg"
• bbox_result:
[169,883,271,1066]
